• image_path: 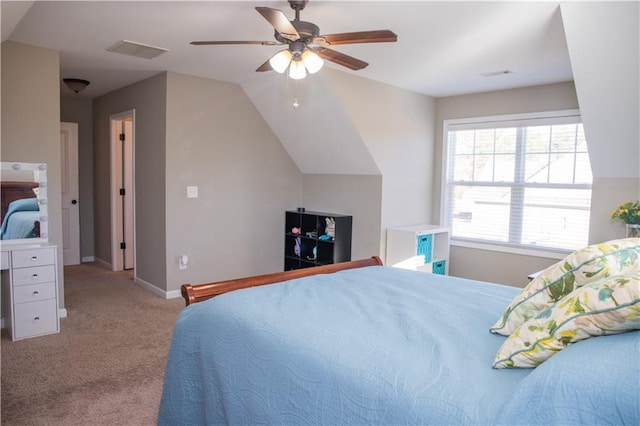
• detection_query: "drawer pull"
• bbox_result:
[34,316,40,321]
[31,274,39,279]
[31,256,38,261]
[33,291,39,296]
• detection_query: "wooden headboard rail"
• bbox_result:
[181,256,383,306]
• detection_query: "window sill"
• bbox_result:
[451,239,571,260]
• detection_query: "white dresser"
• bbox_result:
[1,243,60,341]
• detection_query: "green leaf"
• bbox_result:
[548,274,574,301]
[584,266,604,278]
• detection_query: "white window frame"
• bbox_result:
[440,109,590,260]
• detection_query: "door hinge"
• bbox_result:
[120,242,126,250]
[120,188,125,196]
[119,133,125,141]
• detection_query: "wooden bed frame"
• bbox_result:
[181,256,383,306]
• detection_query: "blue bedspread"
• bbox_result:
[159,265,639,425]
[0,198,39,239]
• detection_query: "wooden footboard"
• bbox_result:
[181,256,383,306]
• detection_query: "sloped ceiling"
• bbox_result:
[242,71,380,175]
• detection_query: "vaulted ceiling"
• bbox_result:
[2,1,572,99]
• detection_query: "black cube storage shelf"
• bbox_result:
[284,210,352,271]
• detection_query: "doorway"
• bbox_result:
[110,110,135,271]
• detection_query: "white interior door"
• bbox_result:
[110,110,135,272]
[123,119,134,270]
[60,122,81,265]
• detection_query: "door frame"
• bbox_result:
[109,109,136,272]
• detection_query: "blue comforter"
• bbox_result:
[159,265,639,425]
[0,198,39,239]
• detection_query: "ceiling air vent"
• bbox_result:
[107,40,169,59]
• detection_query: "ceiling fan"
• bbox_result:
[190,0,397,79]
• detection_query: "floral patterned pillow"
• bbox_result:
[493,273,640,369]
[490,238,640,336]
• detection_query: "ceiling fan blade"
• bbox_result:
[313,47,368,71]
[190,40,282,46]
[256,59,273,72]
[313,30,397,46]
[255,7,300,42]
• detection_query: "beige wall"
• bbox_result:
[60,96,94,261]
[324,70,437,261]
[1,41,65,307]
[93,73,168,288]
[302,174,382,261]
[164,72,301,292]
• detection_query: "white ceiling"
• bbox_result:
[2,1,573,99]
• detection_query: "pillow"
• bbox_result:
[490,238,640,336]
[493,273,640,369]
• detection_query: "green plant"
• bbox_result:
[610,200,640,225]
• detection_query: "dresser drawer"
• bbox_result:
[13,299,58,339]
[12,265,56,286]
[13,282,57,304]
[11,248,55,268]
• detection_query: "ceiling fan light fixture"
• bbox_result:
[289,59,307,80]
[269,49,292,73]
[302,50,323,74]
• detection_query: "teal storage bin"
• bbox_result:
[416,234,433,263]
[432,260,446,275]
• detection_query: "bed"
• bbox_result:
[0,181,40,240]
[159,249,640,425]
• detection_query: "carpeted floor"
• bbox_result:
[1,263,185,425]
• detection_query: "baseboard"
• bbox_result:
[134,276,182,300]
[166,289,182,300]
[93,257,111,270]
[81,256,95,263]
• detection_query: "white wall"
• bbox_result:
[561,1,640,243]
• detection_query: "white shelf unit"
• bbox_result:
[386,225,450,274]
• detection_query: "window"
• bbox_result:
[442,110,592,253]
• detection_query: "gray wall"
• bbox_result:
[302,174,382,261]
[60,96,94,261]
[164,72,301,292]
[1,41,65,308]
[93,73,168,288]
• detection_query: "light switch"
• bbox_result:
[187,186,198,198]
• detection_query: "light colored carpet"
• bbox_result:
[1,263,185,425]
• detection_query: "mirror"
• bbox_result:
[0,162,48,243]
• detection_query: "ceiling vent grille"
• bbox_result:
[107,40,169,59]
